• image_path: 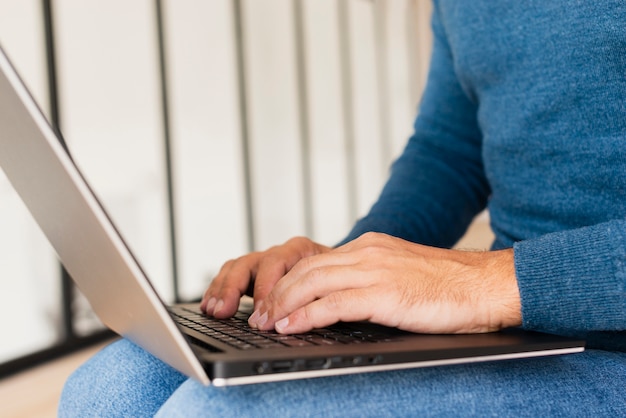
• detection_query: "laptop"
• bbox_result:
[0,44,584,386]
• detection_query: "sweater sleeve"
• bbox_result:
[339,7,490,248]
[339,4,626,352]
[514,220,626,349]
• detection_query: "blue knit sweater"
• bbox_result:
[342,1,626,350]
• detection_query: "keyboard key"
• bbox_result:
[169,306,399,351]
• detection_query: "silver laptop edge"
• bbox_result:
[212,346,584,386]
[0,45,209,385]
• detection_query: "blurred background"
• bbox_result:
[0,0,442,377]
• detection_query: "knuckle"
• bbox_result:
[354,231,391,249]
[325,292,345,312]
[299,302,324,331]
[267,296,289,319]
[257,255,278,273]
[360,231,378,240]
[300,304,314,323]
[291,256,314,276]
[307,266,324,283]
[359,231,383,243]
[285,236,310,247]
[294,257,326,285]
[264,285,286,308]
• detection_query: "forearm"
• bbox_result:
[514,219,626,349]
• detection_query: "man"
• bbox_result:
[60,1,625,416]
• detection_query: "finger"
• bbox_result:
[200,260,235,311]
[274,289,374,334]
[202,253,262,317]
[203,237,331,319]
[252,255,290,308]
[256,257,374,330]
[253,238,331,308]
[202,241,311,316]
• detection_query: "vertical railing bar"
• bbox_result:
[155,0,180,302]
[232,0,256,252]
[337,0,359,222]
[41,0,75,342]
[407,0,423,111]
[41,0,62,148]
[373,0,393,168]
[293,0,314,238]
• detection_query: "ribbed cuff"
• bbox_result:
[513,221,626,334]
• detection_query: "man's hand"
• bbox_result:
[247,232,522,334]
[200,237,331,318]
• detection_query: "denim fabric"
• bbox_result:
[58,339,187,418]
[59,339,626,417]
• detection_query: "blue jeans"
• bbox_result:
[59,339,626,417]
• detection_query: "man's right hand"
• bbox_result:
[200,236,331,319]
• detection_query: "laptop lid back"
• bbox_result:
[0,45,209,385]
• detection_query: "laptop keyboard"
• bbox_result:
[169,306,401,351]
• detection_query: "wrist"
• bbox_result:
[484,248,522,330]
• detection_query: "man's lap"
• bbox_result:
[59,338,626,417]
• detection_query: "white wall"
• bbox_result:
[0,0,62,362]
[0,0,433,364]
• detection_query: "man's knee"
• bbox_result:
[58,339,186,418]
